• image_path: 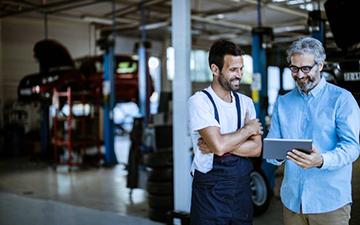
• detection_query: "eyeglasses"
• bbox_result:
[289,63,317,73]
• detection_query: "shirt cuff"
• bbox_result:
[319,153,330,170]
[266,159,284,166]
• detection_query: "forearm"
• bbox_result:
[230,135,262,157]
[221,128,255,153]
[199,126,253,156]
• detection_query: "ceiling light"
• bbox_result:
[217,14,225,19]
[82,16,113,25]
[139,21,169,31]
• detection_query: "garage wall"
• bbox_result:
[1,16,97,103]
[1,16,164,104]
[115,36,163,57]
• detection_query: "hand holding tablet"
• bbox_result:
[263,138,312,160]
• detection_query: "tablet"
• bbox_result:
[263,138,312,160]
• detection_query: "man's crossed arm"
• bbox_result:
[197,113,263,157]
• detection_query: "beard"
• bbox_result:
[218,72,241,91]
[295,78,315,92]
[294,75,319,93]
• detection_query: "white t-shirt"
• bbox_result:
[187,86,256,173]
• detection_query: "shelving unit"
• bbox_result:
[51,87,102,168]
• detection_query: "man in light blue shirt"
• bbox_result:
[267,37,360,225]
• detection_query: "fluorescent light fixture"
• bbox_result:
[217,14,225,19]
[208,33,238,41]
[82,16,113,25]
[139,21,169,31]
[273,25,306,33]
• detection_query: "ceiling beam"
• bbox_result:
[0,0,93,18]
[103,0,167,17]
[48,0,109,14]
[243,0,308,18]
[191,15,252,32]
[194,4,250,17]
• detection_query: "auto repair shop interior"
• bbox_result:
[0,0,359,225]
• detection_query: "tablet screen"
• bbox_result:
[263,138,312,160]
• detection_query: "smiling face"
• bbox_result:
[290,53,323,94]
[212,54,244,92]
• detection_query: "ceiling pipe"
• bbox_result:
[2,0,40,9]
[103,0,166,17]
[243,0,308,18]
[139,21,169,30]
[273,36,301,44]
[48,0,106,14]
[208,33,240,41]
[194,4,249,17]
[82,15,138,25]
[43,0,48,39]
[191,15,252,31]
[0,0,94,18]
[82,16,113,25]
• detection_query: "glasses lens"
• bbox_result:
[289,66,299,73]
[301,66,311,73]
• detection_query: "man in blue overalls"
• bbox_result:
[188,39,263,225]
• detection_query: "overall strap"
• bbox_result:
[232,91,242,129]
[202,90,219,123]
[202,89,242,128]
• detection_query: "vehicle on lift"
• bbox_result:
[18,54,154,104]
[76,55,153,103]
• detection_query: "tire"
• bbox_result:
[147,181,173,195]
[142,151,173,168]
[148,168,173,182]
[148,208,171,223]
[250,169,271,216]
[148,194,174,209]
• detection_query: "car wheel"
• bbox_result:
[250,170,271,216]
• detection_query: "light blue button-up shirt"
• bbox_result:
[267,77,360,213]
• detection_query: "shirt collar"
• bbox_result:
[297,77,326,98]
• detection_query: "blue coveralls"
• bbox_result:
[190,90,254,225]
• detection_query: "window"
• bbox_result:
[267,66,280,115]
[190,50,212,82]
[166,47,253,83]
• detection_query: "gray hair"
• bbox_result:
[286,37,326,64]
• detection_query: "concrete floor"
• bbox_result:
[0,135,359,225]
[0,158,283,225]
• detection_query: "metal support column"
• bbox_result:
[252,24,276,196]
[40,103,50,159]
[308,10,325,43]
[251,27,272,128]
[102,0,117,165]
[103,43,117,165]
[44,13,48,39]
[138,0,149,124]
[172,0,192,216]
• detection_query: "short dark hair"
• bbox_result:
[208,39,243,71]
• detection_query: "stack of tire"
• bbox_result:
[143,149,173,222]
